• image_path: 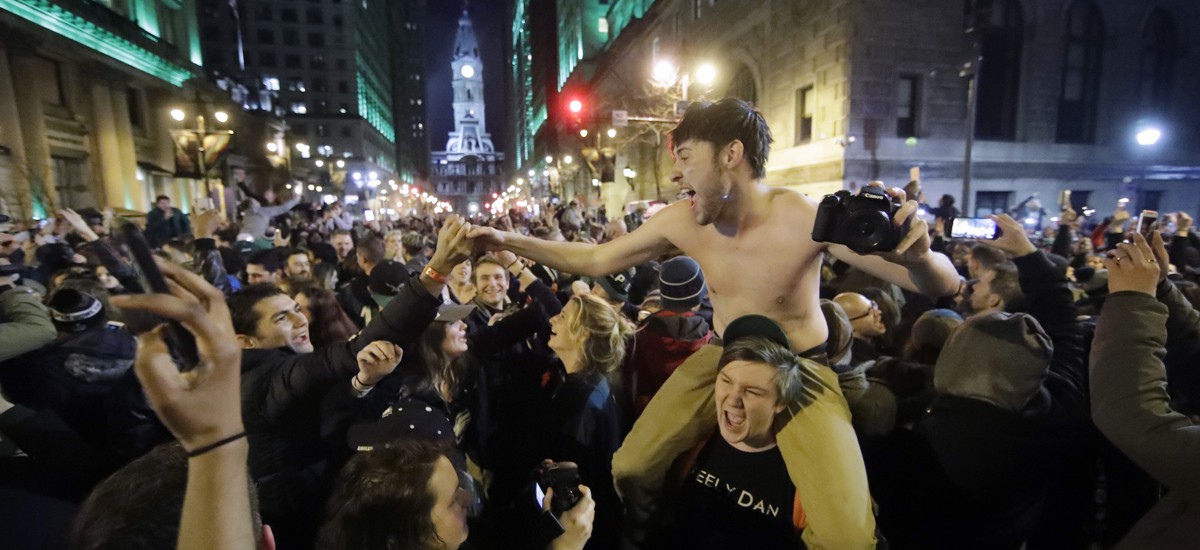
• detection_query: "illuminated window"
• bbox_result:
[291,102,307,114]
[598,17,608,33]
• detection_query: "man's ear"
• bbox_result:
[724,140,745,171]
[237,335,260,349]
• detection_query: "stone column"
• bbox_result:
[10,55,56,217]
[0,45,33,219]
[90,83,128,210]
[110,86,146,211]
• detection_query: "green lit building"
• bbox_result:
[0,0,208,218]
[198,0,407,191]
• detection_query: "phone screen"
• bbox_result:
[534,482,546,507]
[950,217,999,240]
[1138,210,1159,236]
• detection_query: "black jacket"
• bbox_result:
[870,250,1088,549]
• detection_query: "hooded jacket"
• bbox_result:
[1091,283,1200,549]
[624,310,713,417]
[868,250,1088,549]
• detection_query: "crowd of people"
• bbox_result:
[0,98,1197,549]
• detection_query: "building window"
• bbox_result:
[256,28,274,43]
[314,78,327,92]
[292,123,308,136]
[283,29,299,45]
[334,14,343,27]
[726,64,757,105]
[970,0,1023,141]
[315,124,328,137]
[974,191,1012,217]
[336,58,347,70]
[1067,190,1091,212]
[259,51,277,67]
[287,78,306,92]
[1139,190,1163,213]
[1139,9,1176,112]
[201,24,220,40]
[311,56,326,70]
[254,5,271,20]
[281,8,297,22]
[896,75,919,137]
[126,87,144,130]
[337,81,349,93]
[598,17,608,34]
[307,8,323,24]
[285,55,301,69]
[795,86,814,145]
[694,0,702,19]
[290,102,307,115]
[308,33,325,47]
[1055,1,1103,144]
[341,126,352,137]
[264,76,280,91]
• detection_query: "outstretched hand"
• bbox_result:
[1104,232,1160,296]
[466,225,508,253]
[109,259,244,453]
[356,341,403,386]
[428,215,474,274]
[866,182,932,265]
[986,214,1037,257]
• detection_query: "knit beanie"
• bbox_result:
[47,288,106,333]
[659,256,706,312]
[934,312,1053,412]
[910,309,963,351]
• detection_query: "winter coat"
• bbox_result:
[143,207,190,247]
[868,250,1088,549]
[240,196,300,240]
[0,286,56,362]
[623,310,712,417]
[1091,284,1200,549]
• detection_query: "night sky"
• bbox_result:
[423,0,509,157]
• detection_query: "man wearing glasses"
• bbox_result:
[833,292,888,364]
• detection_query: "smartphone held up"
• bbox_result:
[949,217,1000,240]
[114,221,201,370]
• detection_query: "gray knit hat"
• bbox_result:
[659,256,706,311]
[934,312,1053,412]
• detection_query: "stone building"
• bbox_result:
[431,7,505,215]
[0,0,209,218]
[515,0,1200,220]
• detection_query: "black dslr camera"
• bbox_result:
[811,187,906,254]
[536,461,582,516]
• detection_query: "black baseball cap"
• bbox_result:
[722,314,791,350]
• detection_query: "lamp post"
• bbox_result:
[169,105,233,199]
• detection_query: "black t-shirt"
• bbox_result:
[669,435,803,550]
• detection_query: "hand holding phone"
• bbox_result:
[949,217,1000,240]
[115,222,200,370]
[1137,210,1159,237]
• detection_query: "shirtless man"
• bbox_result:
[469,98,960,548]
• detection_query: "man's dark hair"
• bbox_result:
[331,229,354,241]
[246,249,283,273]
[320,438,454,550]
[356,236,386,266]
[155,195,170,203]
[970,243,1008,274]
[991,262,1026,312]
[401,231,424,255]
[227,283,286,336]
[285,247,310,261]
[214,226,240,244]
[310,242,339,265]
[70,443,261,550]
[668,98,773,179]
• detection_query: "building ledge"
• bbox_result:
[0,0,195,86]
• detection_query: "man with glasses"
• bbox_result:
[833,292,887,365]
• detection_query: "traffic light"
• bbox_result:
[568,99,583,114]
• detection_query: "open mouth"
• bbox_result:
[293,332,310,345]
[722,409,746,429]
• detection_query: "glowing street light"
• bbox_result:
[607,128,617,138]
[336,159,346,169]
[1137,127,1162,146]
[623,166,637,179]
[170,108,186,122]
[695,63,717,87]
[580,129,589,138]
[545,155,554,164]
[568,99,583,113]
[652,60,677,87]
[315,159,324,167]
[563,155,573,164]
[213,111,230,124]
[266,142,278,153]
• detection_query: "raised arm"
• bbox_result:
[469,208,674,278]
[826,186,960,298]
[1091,234,1200,497]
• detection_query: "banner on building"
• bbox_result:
[171,131,234,179]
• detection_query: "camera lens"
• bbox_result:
[844,211,890,252]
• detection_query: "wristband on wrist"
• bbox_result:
[422,264,448,283]
[186,431,247,458]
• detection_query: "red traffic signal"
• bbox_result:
[568,99,583,114]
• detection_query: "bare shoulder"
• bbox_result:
[767,186,820,219]
[640,200,694,237]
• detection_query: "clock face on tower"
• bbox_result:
[460,64,475,79]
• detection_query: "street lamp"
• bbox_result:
[168,104,234,197]
[563,155,573,164]
[336,159,346,169]
[1137,127,1162,146]
[170,108,186,122]
[607,128,617,139]
[213,111,229,124]
[580,129,589,138]
[545,155,554,164]
[314,159,324,168]
[695,63,717,87]
[623,166,637,179]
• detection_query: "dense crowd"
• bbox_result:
[0,98,1196,549]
